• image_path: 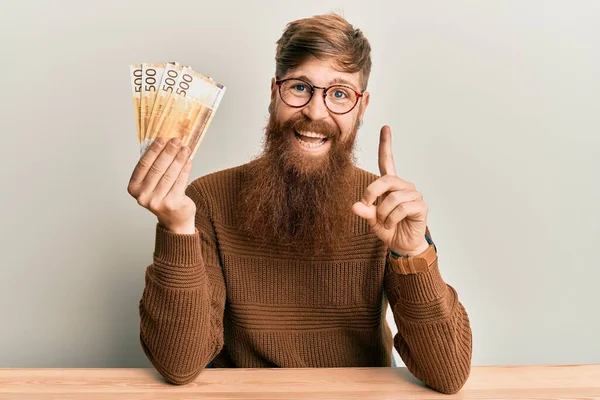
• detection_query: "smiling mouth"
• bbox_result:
[294,130,329,149]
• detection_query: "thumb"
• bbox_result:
[352,202,377,225]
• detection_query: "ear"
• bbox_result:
[270,77,277,100]
[357,91,370,121]
[269,77,277,114]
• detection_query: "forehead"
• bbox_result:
[284,56,361,90]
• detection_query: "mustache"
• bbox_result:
[281,115,340,139]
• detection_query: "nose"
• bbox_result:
[301,90,329,121]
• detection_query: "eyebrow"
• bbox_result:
[292,75,360,91]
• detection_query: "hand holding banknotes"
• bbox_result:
[127,138,196,235]
[127,61,226,234]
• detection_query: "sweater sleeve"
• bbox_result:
[384,230,472,395]
[138,183,226,385]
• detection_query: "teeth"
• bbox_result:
[297,130,327,139]
[295,134,327,148]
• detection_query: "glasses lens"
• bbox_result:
[280,79,312,107]
[325,86,357,114]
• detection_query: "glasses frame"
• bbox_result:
[275,77,364,115]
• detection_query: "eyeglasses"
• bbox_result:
[275,78,364,115]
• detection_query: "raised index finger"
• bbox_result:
[378,125,397,176]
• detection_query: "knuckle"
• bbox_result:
[148,197,163,212]
[165,144,179,155]
[177,148,189,160]
[388,191,400,203]
[148,163,163,176]
[163,200,177,212]
[136,194,149,208]
[138,157,151,169]
[148,143,162,154]
[162,172,175,183]
[127,184,137,197]
[175,176,187,187]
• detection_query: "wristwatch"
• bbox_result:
[388,234,437,275]
[390,234,436,258]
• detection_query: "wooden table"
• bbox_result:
[1,365,599,399]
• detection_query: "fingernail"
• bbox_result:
[181,146,190,156]
[156,138,165,146]
[171,138,181,146]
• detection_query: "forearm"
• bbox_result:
[139,224,224,385]
[385,249,473,394]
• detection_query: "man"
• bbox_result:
[127,13,472,394]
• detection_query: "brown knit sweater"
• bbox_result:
[138,161,473,394]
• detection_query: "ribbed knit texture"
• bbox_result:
[139,162,473,394]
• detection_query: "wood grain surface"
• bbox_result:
[1,365,599,399]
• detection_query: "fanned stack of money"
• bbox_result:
[129,62,226,159]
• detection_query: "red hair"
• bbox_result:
[275,13,372,90]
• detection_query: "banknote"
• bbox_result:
[140,62,166,151]
[129,64,142,148]
[151,67,225,154]
[186,107,214,159]
[130,62,226,158]
[184,73,226,159]
[143,63,182,152]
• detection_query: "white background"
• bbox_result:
[0,0,598,367]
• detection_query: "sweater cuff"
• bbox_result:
[154,223,203,266]
[388,246,447,303]
[151,224,206,288]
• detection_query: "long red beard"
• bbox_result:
[238,113,359,254]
